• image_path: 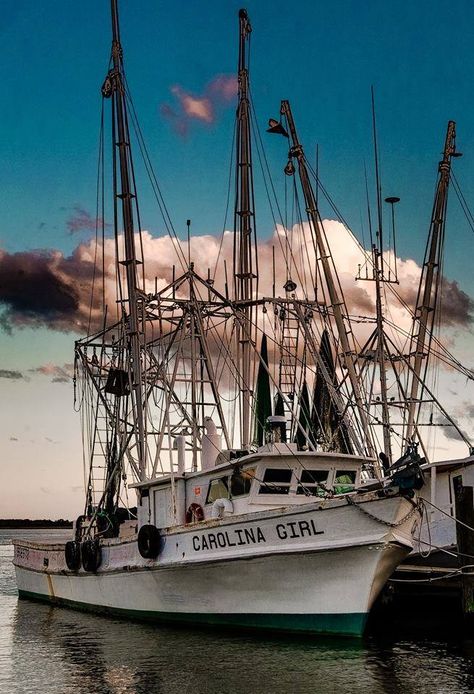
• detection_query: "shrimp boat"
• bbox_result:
[13,2,422,637]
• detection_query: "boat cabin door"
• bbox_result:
[153,486,172,529]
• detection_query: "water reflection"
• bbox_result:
[5,531,474,693]
[11,601,371,694]
[9,598,474,694]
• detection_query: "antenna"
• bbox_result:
[353,93,400,463]
[272,245,276,298]
[371,86,384,260]
[224,259,229,300]
[384,197,400,282]
[315,144,319,209]
[187,219,191,267]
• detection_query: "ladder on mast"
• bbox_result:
[278,284,301,436]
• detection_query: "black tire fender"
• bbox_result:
[81,539,102,572]
[65,540,81,571]
[137,524,162,559]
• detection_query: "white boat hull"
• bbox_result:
[14,493,419,636]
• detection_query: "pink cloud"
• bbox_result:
[171,86,213,123]
[160,74,237,137]
[207,74,237,102]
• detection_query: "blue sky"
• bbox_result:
[2,1,474,267]
[2,0,474,516]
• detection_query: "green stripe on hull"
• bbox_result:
[18,590,367,637]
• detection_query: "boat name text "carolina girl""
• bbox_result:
[192,519,324,552]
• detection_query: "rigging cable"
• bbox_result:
[123,77,188,273]
[87,99,106,337]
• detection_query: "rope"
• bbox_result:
[422,496,474,535]
[451,171,474,234]
[414,535,474,562]
[87,99,105,336]
[417,497,432,559]
[211,122,236,283]
[389,570,462,584]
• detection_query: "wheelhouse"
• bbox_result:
[132,442,369,531]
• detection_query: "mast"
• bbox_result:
[279,100,376,458]
[103,0,147,479]
[406,121,459,443]
[233,9,256,449]
[370,90,394,463]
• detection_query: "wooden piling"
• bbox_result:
[453,476,474,617]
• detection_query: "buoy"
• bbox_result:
[185,503,204,524]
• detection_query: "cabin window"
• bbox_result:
[334,470,357,494]
[206,477,229,504]
[230,467,256,498]
[258,468,292,495]
[206,468,256,504]
[296,469,329,496]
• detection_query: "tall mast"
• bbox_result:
[103,0,147,479]
[233,9,256,448]
[371,90,393,462]
[406,121,459,443]
[279,100,376,458]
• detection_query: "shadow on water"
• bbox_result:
[8,597,474,694]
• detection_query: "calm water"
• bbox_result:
[2,530,474,693]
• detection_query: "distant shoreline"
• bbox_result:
[0,519,73,529]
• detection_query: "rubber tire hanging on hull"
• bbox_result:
[137,524,162,559]
[81,539,102,572]
[64,540,81,571]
